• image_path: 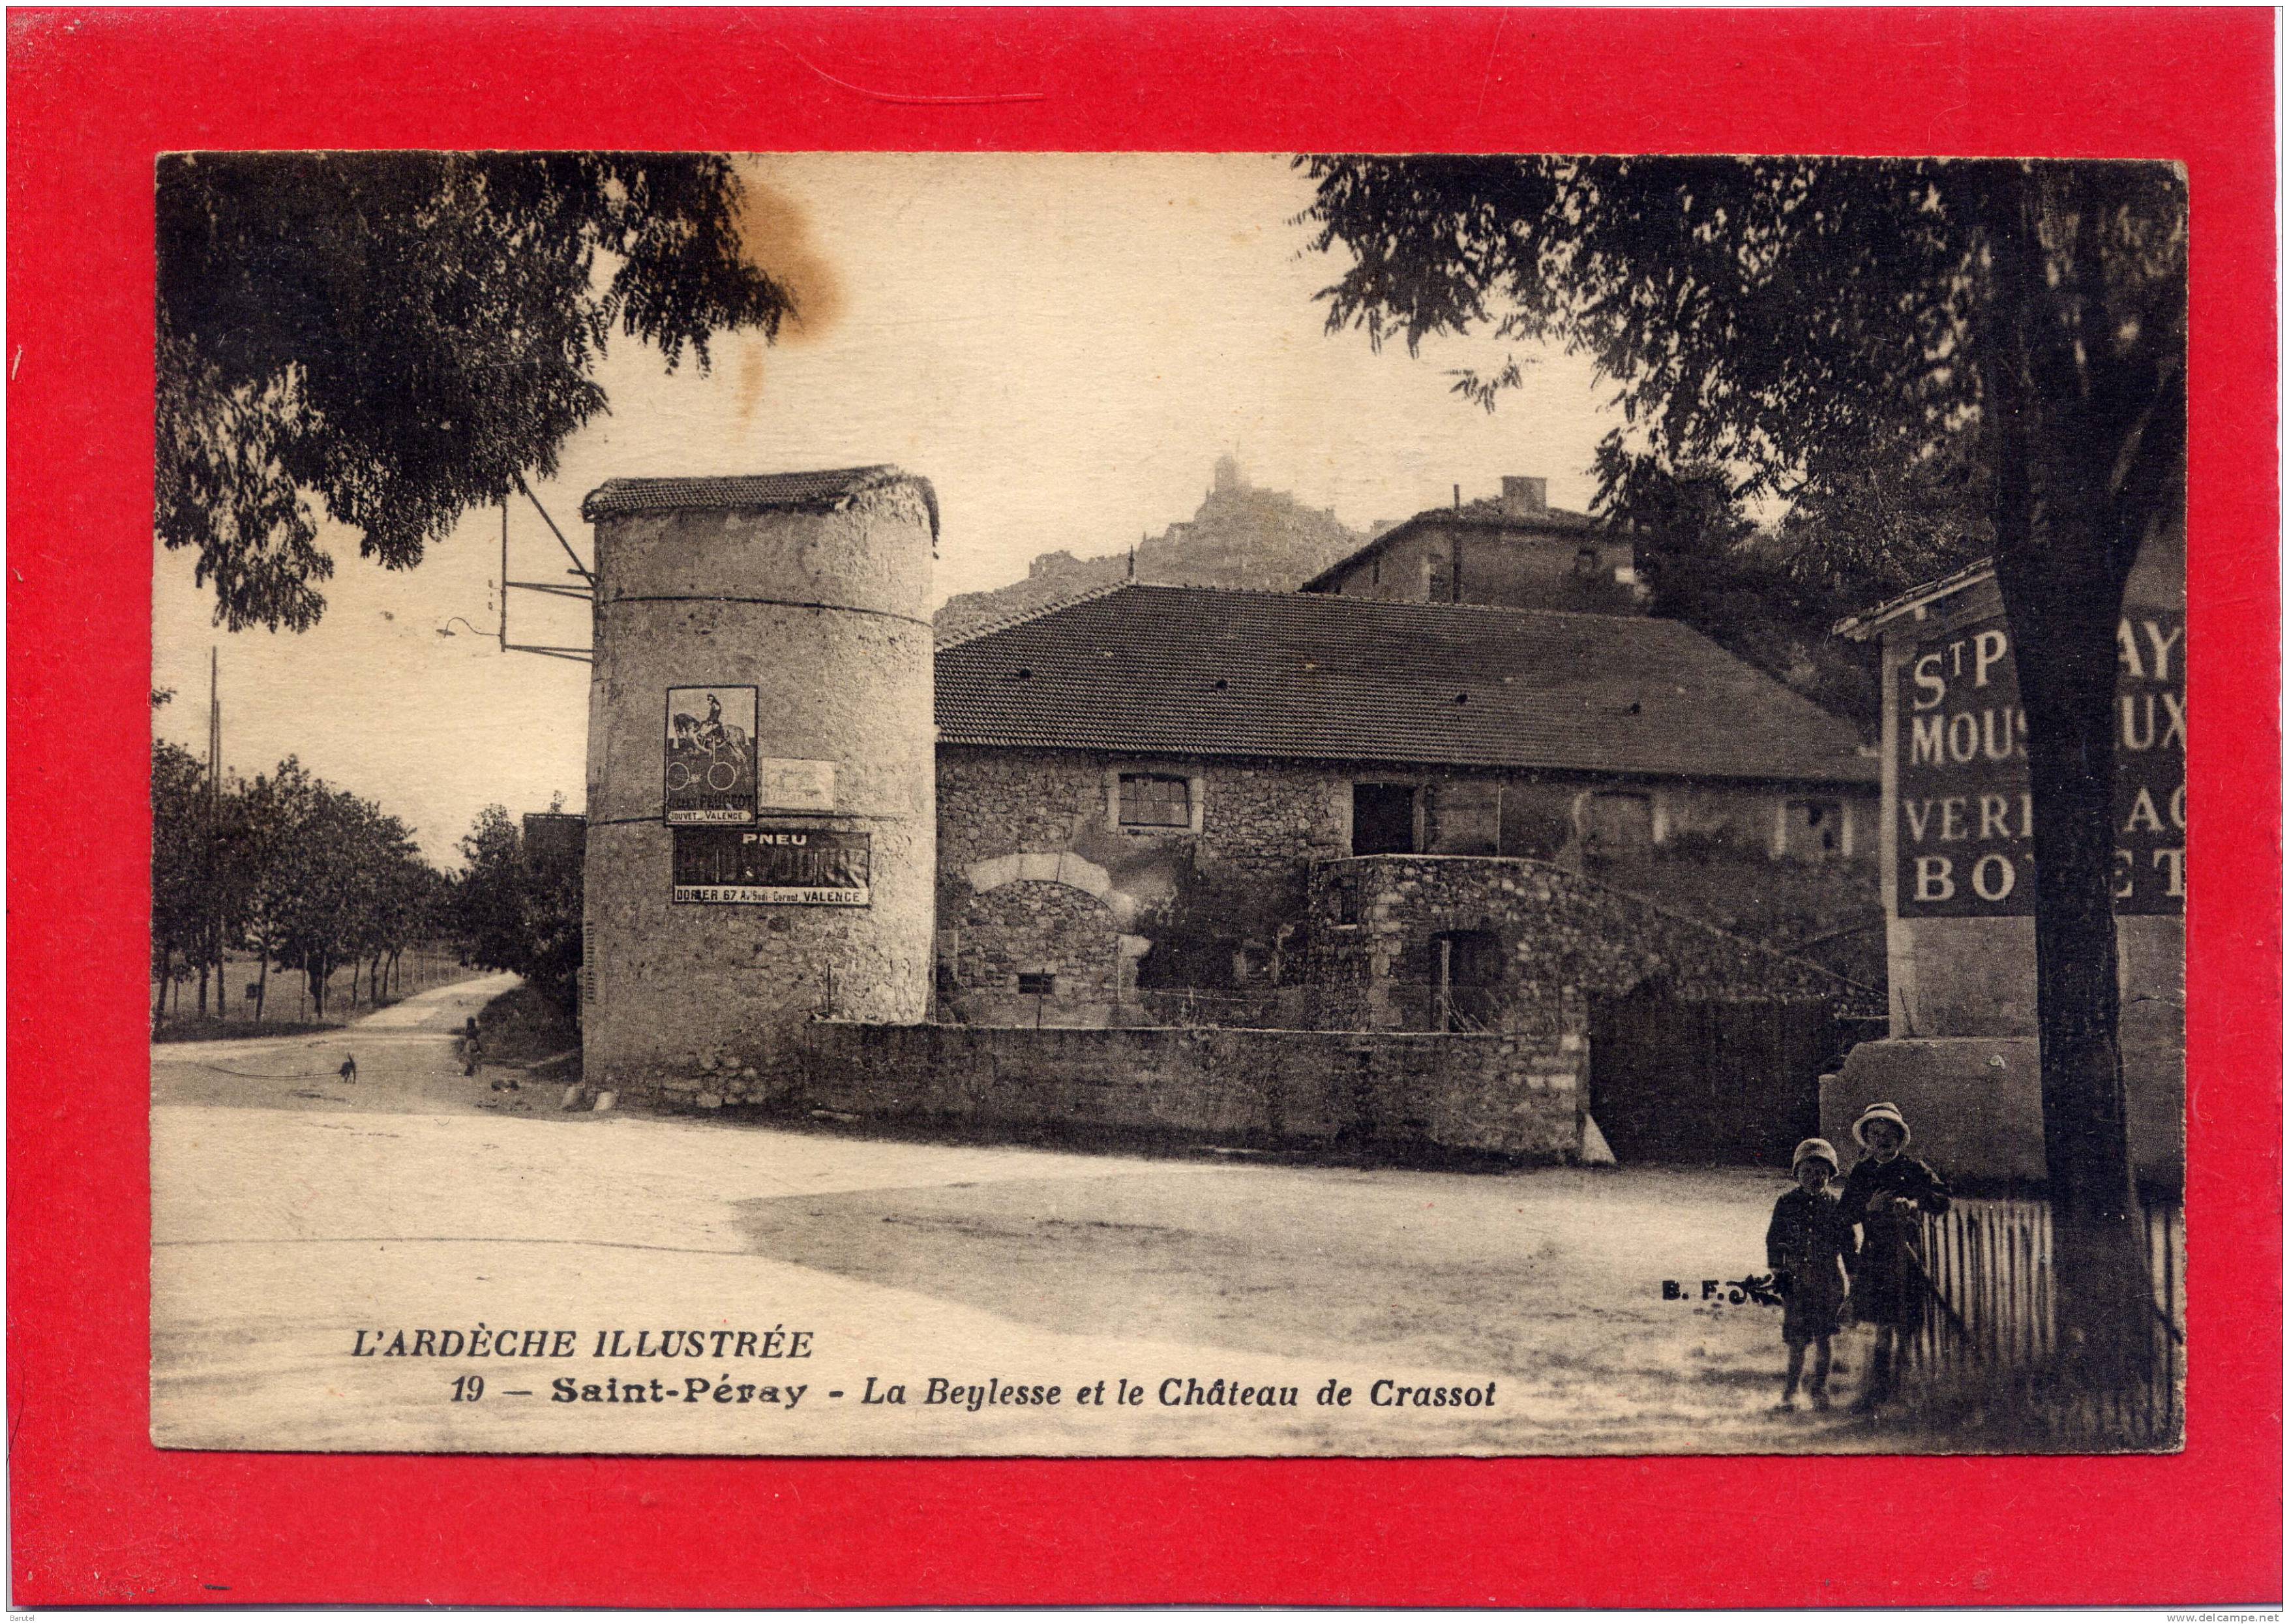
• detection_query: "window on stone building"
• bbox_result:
[1783,798,1846,859]
[1352,782,1420,855]
[1583,790,1654,850]
[1017,972,1056,997]
[1118,772,1192,828]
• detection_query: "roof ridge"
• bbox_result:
[590,462,895,487]
[1833,556,1998,641]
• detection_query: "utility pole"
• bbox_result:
[207,646,221,800]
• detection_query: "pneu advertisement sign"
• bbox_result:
[671,826,872,905]
[664,685,757,824]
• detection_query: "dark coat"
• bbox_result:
[1766,1184,1856,1344]
[1838,1152,1951,1329]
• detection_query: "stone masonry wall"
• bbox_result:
[798,1020,1583,1162]
[943,877,1121,1027]
[935,746,1869,1010]
[1308,854,1852,1033]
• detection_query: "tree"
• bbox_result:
[151,736,265,1022]
[153,744,449,1027]
[237,760,323,1021]
[1301,155,2185,1396]
[150,740,209,1022]
[449,806,530,980]
[1592,453,1893,728]
[158,152,795,631]
[446,805,584,1013]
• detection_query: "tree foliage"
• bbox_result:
[158,152,794,631]
[152,744,445,1025]
[1300,157,2181,559]
[447,805,584,1013]
[1301,155,2187,1391]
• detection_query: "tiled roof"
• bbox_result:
[936,584,1876,785]
[581,466,938,537]
[935,581,1131,650]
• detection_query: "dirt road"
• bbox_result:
[153,988,1926,1455]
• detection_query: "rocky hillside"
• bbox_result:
[936,458,1366,644]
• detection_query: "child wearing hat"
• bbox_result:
[1837,1101,1951,1413]
[1765,1137,1855,1411]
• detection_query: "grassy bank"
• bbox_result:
[471,982,582,1082]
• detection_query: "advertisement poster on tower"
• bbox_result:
[664,685,758,824]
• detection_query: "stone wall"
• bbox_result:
[798,1020,1584,1161]
[935,745,1872,1013]
[941,877,1123,1027]
[1823,1037,2185,1193]
[1308,854,1855,1034]
[1587,847,1885,987]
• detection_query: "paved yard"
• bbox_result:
[153,980,1930,1455]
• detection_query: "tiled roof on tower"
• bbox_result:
[582,466,938,539]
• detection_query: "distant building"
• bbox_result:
[1301,475,1644,615]
[933,583,1876,1029]
[1825,524,2184,1188]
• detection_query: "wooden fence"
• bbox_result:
[1907,1195,2184,1447]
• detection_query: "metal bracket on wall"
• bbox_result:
[498,486,595,663]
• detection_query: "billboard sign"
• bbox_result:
[664,686,757,824]
[758,757,837,812]
[1896,609,2183,917]
[672,827,871,906]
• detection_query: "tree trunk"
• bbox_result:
[154,950,172,1024]
[1978,160,2162,1409]
[196,953,209,1018]
[255,950,269,1022]
[1995,555,2153,1396]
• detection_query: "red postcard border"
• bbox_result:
[7,8,2279,1607]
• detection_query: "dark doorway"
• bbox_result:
[1587,987,1838,1165]
[1431,929,1504,1031]
[1353,783,1418,855]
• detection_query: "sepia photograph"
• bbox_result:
[147,148,2187,1458]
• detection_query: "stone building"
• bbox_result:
[556,467,1878,1165]
[1823,527,2185,1188]
[1300,475,1644,614]
[933,582,1879,1030]
[1306,853,1861,1162]
[578,468,938,1092]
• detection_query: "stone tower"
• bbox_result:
[578,468,938,1095]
